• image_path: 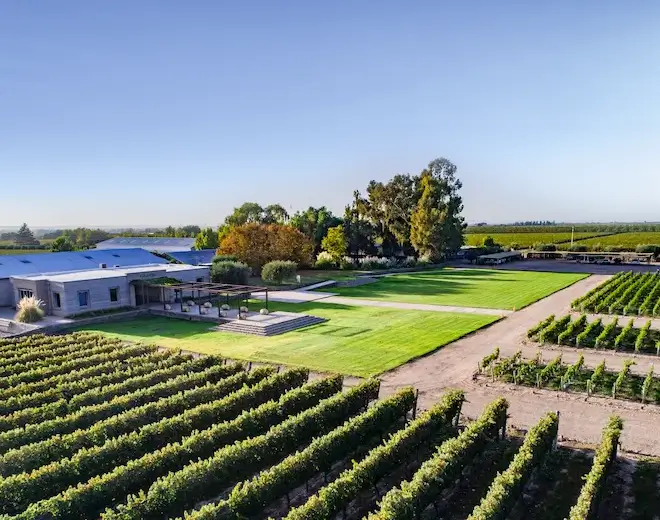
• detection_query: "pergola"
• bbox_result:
[135,280,269,317]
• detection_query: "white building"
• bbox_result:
[10,264,209,317]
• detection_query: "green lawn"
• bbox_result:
[326,268,588,310]
[81,301,499,377]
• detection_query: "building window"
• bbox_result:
[53,292,61,308]
[78,291,90,307]
[109,287,119,303]
[18,289,33,300]
[196,277,203,283]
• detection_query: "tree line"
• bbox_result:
[208,157,466,267]
[3,157,467,264]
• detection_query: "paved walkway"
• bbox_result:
[254,289,511,316]
[377,274,660,455]
[320,296,511,316]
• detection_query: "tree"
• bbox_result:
[51,235,74,252]
[290,206,342,255]
[321,225,347,262]
[482,236,496,248]
[14,224,39,246]
[164,226,176,237]
[218,223,313,272]
[364,174,418,251]
[263,204,289,224]
[343,192,376,259]
[175,225,201,238]
[224,202,265,227]
[194,227,219,250]
[410,173,444,260]
[410,158,466,259]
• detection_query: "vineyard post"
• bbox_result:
[552,411,560,451]
[412,389,419,420]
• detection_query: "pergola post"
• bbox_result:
[265,289,269,311]
[161,287,165,310]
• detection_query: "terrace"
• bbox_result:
[137,280,325,335]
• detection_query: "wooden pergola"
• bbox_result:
[135,280,269,317]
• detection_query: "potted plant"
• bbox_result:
[260,308,270,315]
[240,306,249,314]
[203,302,212,309]
[164,304,172,311]
[182,305,189,313]
[221,304,230,311]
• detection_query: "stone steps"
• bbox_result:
[214,315,327,336]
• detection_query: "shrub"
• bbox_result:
[211,261,251,285]
[533,243,557,251]
[361,256,392,270]
[14,296,45,323]
[314,251,335,270]
[212,254,238,263]
[417,256,432,266]
[340,256,356,270]
[398,256,417,268]
[261,260,297,284]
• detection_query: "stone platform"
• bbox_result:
[149,305,326,336]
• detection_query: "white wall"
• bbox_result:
[55,276,131,317]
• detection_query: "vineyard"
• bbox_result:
[571,232,660,249]
[572,271,660,317]
[464,233,610,248]
[527,314,660,355]
[0,331,653,520]
[481,347,659,405]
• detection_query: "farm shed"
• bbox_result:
[94,237,196,253]
[0,249,167,308]
[10,264,209,317]
[476,251,523,265]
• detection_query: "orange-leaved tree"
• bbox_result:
[218,223,313,272]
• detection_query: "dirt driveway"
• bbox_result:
[380,275,660,455]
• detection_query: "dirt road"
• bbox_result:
[380,275,660,455]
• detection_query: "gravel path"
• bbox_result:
[379,274,660,455]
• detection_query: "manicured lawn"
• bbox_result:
[326,268,588,310]
[81,301,499,377]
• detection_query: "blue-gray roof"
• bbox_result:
[0,249,167,279]
[168,250,216,265]
[95,237,195,250]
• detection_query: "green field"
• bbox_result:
[465,232,610,247]
[327,268,588,310]
[80,301,498,377]
[572,232,660,248]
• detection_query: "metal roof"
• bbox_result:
[478,251,523,260]
[95,237,196,250]
[168,250,216,265]
[0,249,167,279]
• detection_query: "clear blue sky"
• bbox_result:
[2,1,659,228]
